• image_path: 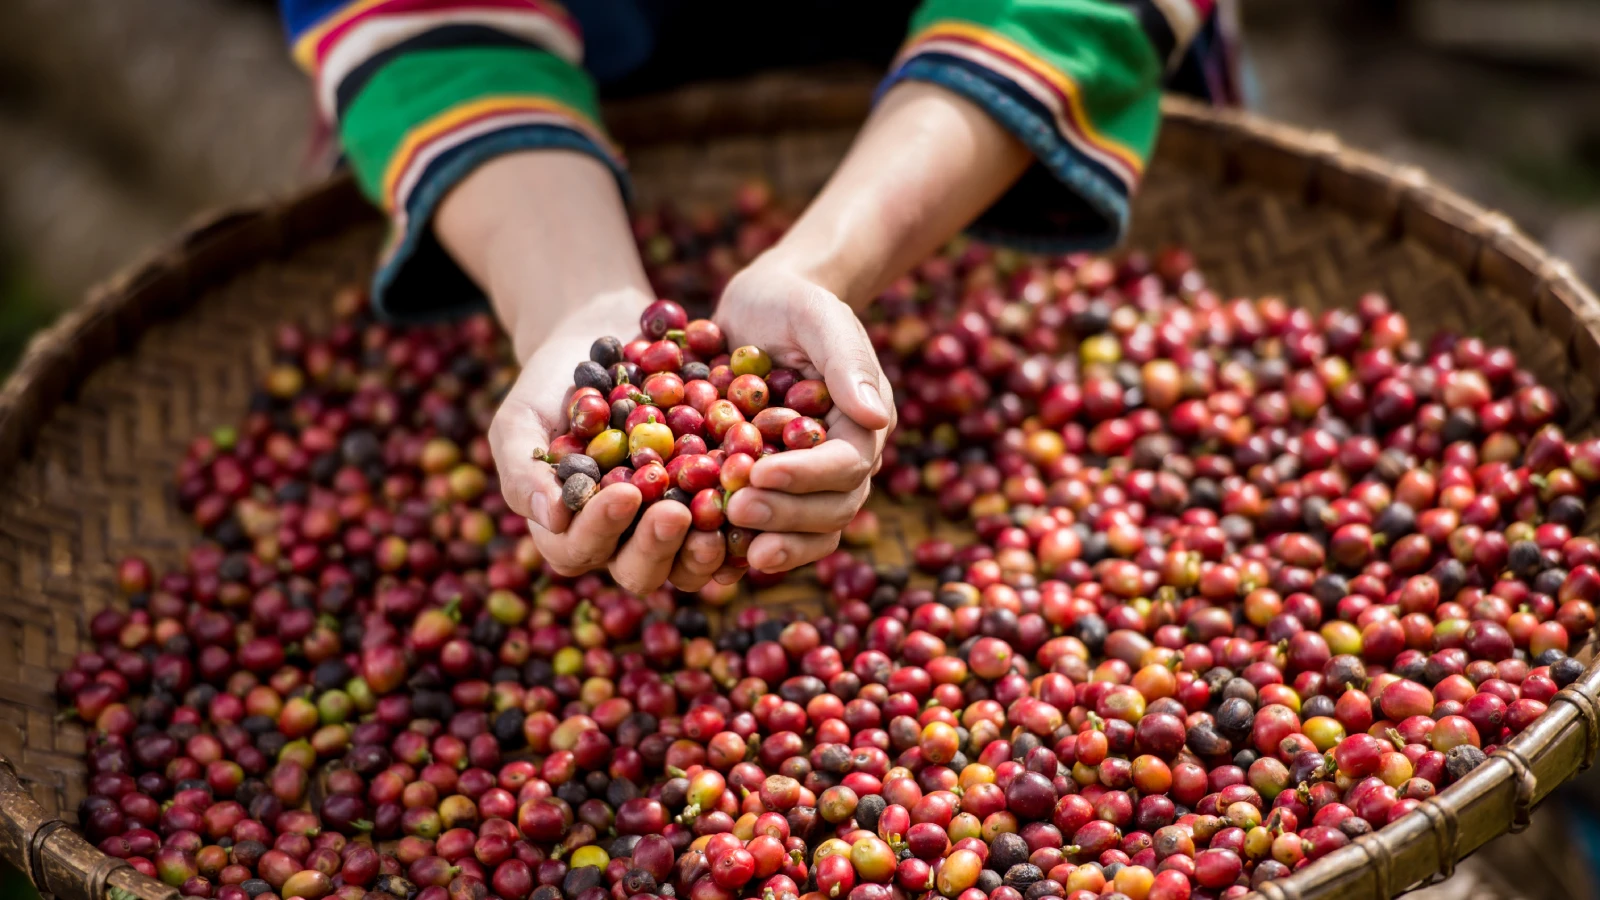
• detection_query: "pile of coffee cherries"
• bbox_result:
[55,184,1600,900]
[551,299,832,556]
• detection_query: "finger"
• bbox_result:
[609,501,691,594]
[535,483,641,575]
[726,483,868,533]
[712,565,747,585]
[519,460,569,535]
[749,415,878,494]
[668,530,727,592]
[747,530,841,573]
[798,289,893,430]
[490,392,569,533]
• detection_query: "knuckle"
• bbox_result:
[846,482,874,515]
[821,506,859,532]
[546,557,589,578]
[549,537,612,573]
[839,344,878,376]
[670,571,711,592]
[799,288,843,332]
[795,535,841,569]
[803,281,842,310]
[612,569,653,596]
[569,546,612,571]
[848,453,875,481]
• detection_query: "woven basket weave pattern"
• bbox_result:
[0,86,1598,900]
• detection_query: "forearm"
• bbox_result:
[764,81,1032,311]
[436,150,652,360]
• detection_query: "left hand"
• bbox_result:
[713,258,895,574]
[490,290,731,596]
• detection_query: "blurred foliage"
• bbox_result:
[1505,140,1600,208]
[0,257,59,379]
[1,859,43,900]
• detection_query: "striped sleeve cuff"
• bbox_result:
[283,0,626,322]
[883,1,1190,253]
[372,116,628,323]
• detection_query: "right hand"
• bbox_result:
[713,261,895,574]
[490,290,734,594]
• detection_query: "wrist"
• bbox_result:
[757,228,881,314]
[509,287,652,363]
[435,150,654,359]
[758,82,1031,313]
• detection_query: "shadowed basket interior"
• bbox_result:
[1,74,1599,900]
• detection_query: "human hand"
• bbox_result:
[490,290,733,593]
[436,151,733,593]
[697,82,1030,573]
[714,259,895,573]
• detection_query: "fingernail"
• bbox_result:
[857,382,888,420]
[654,517,681,542]
[693,543,719,565]
[764,548,789,570]
[530,492,550,529]
[742,499,772,526]
[760,468,792,490]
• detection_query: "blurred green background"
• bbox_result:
[0,1,1598,898]
[2,864,39,898]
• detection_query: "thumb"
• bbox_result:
[490,374,571,535]
[802,291,892,431]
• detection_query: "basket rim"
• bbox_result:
[1,77,1598,900]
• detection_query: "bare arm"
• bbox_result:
[436,150,651,361]
[435,150,729,594]
[718,81,1035,572]
[761,80,1033,310]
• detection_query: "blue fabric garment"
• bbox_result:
[564,0,662,84]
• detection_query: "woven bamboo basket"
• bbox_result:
[2,70,1599,900]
